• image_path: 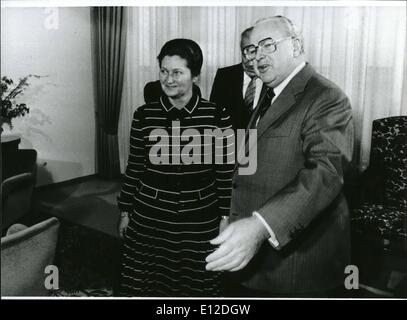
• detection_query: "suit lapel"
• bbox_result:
[242,82,268,131]
[255,64,315,143]
[234,64,315,171]
[255,88,296,139]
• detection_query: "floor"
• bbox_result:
[28,176,122,296]
[28,175,406,298]
[351,233,407,298]
[32,175,121,238]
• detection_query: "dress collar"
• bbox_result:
[159,85,201,114]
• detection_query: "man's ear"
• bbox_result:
[292,38,301,58]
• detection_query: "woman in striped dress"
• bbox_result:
[117,39,234,297]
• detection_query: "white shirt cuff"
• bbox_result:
[253,211,280,248]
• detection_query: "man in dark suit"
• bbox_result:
[206,16,354,297]
[210,27,266,130]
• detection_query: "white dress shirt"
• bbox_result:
[242,72,263,109]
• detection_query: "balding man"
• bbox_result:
[210,27,266,130]
[206,16,354,297]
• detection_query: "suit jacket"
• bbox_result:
[144,80,202,104]
[210,63,266,130]
[230,63,354,294]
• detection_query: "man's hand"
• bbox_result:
[205,216,270,272]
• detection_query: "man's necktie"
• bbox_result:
[249,87,275,128]
[241,87,275,158]
[244,77,257,111]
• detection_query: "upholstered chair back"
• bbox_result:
[369,116,407,208]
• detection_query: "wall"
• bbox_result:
[1,7,96,185]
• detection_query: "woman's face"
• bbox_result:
[159,55,197,100]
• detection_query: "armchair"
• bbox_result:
[352,116,407,252]
[1,217,60,296]
[1,172,36,232]
[351,116,407,297]
[1,149,37,232]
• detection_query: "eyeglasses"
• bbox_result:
[159,68,185,80]
[242,36,293,60]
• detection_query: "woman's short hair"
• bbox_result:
[157,39,203,77]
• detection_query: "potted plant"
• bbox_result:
[1,74,42,133]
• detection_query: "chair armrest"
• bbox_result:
[1,173,36,230]
[1,217,59,249]
[1,173,35,200]
[1,217,60,296]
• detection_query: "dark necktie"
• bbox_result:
[249,88,275,128]
[241,87,275,158]
[244,77,257,111]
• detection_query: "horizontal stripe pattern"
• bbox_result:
[118,93,233,297]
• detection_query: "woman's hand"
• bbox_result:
[219,215,229,234]
[118,212,130,239]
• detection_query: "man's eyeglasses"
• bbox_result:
[242,36,293,60]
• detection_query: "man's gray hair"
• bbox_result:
[255,16,304,54]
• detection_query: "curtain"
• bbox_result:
[92,7,127,178]
[119,6,406,173]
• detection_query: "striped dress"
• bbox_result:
[117,91,234,297]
